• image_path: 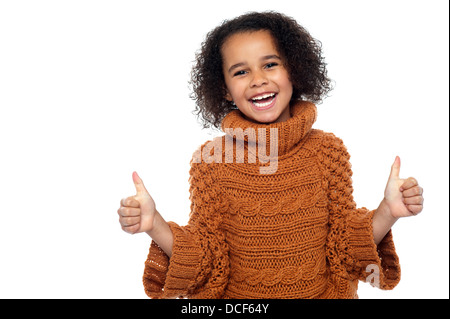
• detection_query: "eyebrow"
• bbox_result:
[227,54,282,74]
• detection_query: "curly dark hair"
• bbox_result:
[190,11,333,129]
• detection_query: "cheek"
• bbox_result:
[278,72,294,96]
[226,81,246,101]
[278,70,293,87]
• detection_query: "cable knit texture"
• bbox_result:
[143,101,400,299]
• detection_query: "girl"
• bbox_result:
[117,11,424,299]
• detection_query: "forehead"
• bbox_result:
[221,30,279,64]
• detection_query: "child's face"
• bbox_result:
[221,30,293,124]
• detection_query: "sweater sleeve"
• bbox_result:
[318,133,401,290]
[142,142,230,298]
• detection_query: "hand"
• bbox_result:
[118,171,157,234]
[383,156,424,218]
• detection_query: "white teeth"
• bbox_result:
[251,93,276,108]
[253,100,273,108]
[251,93,275,101]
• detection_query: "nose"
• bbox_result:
[250,70,268,88]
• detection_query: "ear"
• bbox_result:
[225,92,234,104]
[223,85,233,102]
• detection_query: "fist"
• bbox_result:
[384,156,424,218]
[118,171,156,234]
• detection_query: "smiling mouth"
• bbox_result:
[250,93,277,108]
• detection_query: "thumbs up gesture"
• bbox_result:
[118,171,157,234]
[384,156,424,218]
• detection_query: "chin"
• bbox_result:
[250,112,281,124]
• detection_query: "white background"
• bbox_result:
[0,0,448,299]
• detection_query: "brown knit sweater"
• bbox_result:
[143,101,401,299]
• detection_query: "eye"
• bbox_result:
[233,70,247,77]
[264,62,278,69]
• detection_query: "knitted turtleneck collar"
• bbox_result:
[221,101,317,157]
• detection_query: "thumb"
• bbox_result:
[132,171,149,195]
[389,156,401,180]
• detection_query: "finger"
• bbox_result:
[400,177,418,191]
[122,224,140,234]
[119,216,140,227]
[403,196,424,205]
[117,206,141,217]
[132,171,149,195]
[389,156,401,180]
[402,186,423,198]
[120,196,140,208]
[406,204,423,215]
